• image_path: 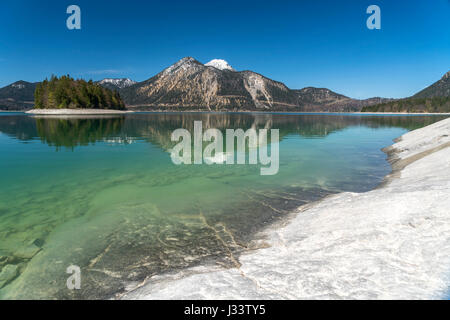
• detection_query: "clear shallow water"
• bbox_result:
[0,112,447,299]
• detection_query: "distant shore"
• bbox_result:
[25,109,132,115]
[1,109,450,115]
[122,117,450,300]
[126,107,450,115]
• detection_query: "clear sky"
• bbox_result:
[0,0,449,98]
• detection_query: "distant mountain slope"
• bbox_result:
[294,87,391,112]
[0,81,37,110]
[361,96,450,113]
[362,71,450,113]
[413,71,450,98]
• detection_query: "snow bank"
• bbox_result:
[122,117,450,300]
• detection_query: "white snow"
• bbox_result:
[11,83,25,89]
[98,78,136,89]
[162,57,203,76]
[205,59,235,71]
[122,117,450,300]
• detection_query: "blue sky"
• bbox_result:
[0,0,449,98]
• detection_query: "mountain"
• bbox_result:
[362,71,450,113]
[120,57,389,112]
[361,96,450,113]
[97,78,137,91]
[120,57,299,111]
[413,71,450,98]
[294,87,391,112]
[0,81,37,110]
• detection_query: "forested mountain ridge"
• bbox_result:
[362,71,450,113]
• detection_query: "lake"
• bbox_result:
[0,112,447,299]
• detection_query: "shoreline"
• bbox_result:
[1,109,450,116]
[121,117,450,300]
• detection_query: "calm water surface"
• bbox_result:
[0,112,447,299]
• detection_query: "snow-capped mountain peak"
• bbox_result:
[162,57,203,76]
[98,78,137,89]
[205,59,235,71]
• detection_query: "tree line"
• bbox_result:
[361,96,450,113]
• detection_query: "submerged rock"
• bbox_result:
[32,238,45,248]
[0,264,19,288]
[14,242,42,260]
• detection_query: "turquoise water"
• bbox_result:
[0,112,447,299]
